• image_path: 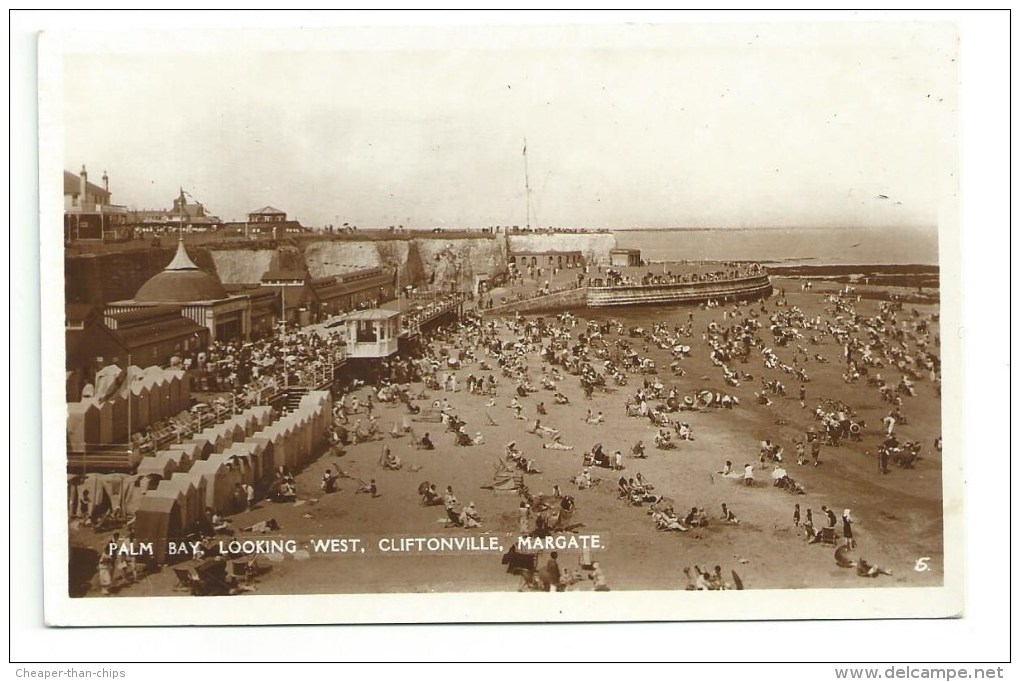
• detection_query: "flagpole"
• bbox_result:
[523,137,531,230]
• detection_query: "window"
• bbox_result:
[356,321,377,343]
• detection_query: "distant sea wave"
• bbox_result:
[613,227,939,267]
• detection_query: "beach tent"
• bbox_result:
[250,437,274,480]
[223,445,255,486]
[235,411,258,438]
[142,370,168,423]
[182,437,216,461]
[97,473,143,518]
[166,474,204,527]
[165,371,184,415]
[149,482,191,531]
[134,495,182,564]
[129,383,151,435]
[250,405,274,429]
[136,453,178,480]
[66,401,95,448]
[261,424,290,470]
[245,440,267,482]
[94,365,125,403]
[167,441,203,472]
[207,454,243,505]
[195,427,230,455]
[93,399,115,445]
[162,449,191,475]
[223,418,246,445]
[189,460,233,514]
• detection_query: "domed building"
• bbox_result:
[106,239,253,342]
[134,239,229,303]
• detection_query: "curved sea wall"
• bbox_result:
[587,274,773,307]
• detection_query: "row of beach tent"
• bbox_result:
[131,392,333,564]
[67,365,190,446]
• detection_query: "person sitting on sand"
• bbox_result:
[653,510,688,532]
[720,503,740,524]
[382,449,402,471]
[676,422,694,441]
[443,485,459,508]
[459,502,482,529]
[743,463,755,486]
[554,391,569,405]
[421,483,443,506]
[356,479,379,497]
[856,558,892,578]
[631,441,647,459]
[573,468,593,490]
[321,468,338,493]
[419,432,435,450]
[275,480,297,502]
[536,402,547,416]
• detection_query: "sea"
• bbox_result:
[613,226,939,267]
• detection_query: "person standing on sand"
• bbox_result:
[799,384,806,408]
[793,503,801,527]
[540,551,562,592]
[822,505,838,528]
[842,509,855,550]
[811,440,821,467]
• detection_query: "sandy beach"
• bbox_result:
[76,268,943,597]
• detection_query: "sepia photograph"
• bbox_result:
[36,16,971,629]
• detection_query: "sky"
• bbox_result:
[58,22,957,231]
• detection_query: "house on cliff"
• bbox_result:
[64,165,129,241]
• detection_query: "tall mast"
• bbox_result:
[523,137,531,230]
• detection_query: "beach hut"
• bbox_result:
[134,495,182,564]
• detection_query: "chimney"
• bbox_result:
[79,165,88,203]
[102,170,109,193]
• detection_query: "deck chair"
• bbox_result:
[172,566,201,593]
[228,556,260,585]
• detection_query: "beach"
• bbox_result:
[75,268,943,596]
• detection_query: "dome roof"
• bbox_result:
[134,240,228,303]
